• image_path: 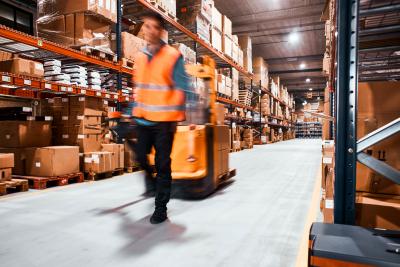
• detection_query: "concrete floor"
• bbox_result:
[0,139,322,267]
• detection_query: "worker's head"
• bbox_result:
[142,12,166,45]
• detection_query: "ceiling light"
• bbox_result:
[299,63,306,69]
[309,88,313,91]
[306,78,311,83]
[288,32,300,44]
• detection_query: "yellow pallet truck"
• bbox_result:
[110,56,236,199]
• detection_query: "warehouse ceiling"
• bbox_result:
[214,0,327,97]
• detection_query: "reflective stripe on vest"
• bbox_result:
[132,45,186,122]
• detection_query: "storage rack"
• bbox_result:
[294,122,322,139]
[334,0,400,225]
[0,0,296,145]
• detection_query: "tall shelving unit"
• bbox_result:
[334,0,400,225]
[0,0,296,146]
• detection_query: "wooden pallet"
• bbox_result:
[122,58,134,69]
[0,179,29,196]
[125,166,140,173]
[77,45,117,62]
[86,168,125,181]
[12,173,84,190]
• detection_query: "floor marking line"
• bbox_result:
[295,162,322,267]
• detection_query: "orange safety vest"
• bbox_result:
[132,45,186,122]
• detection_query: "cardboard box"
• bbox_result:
[0,58,44,78]
[0,148,26,175]
[0,121,52,148]
[124,141,136,168]
[321,198,334,223]
[211,6,222,31]
[102,143,124,169]
[0,51,13,61]
[222,15,232,35]
[74,12,112,47]
[69,96,106,116]
[356,193,400,230]
[211,27,222,51]
[0,153,14,169]
[82,151,114,173]
[176,0,213,24]
[113,32,146,61]
[0,168,12,182]
[223,34,232,58]
[58,133,103,152]
[25,146,79,177]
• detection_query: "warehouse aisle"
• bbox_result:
[0,139,321,267]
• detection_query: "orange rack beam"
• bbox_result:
[0,25,132,75]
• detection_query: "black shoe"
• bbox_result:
[150,209,168,224]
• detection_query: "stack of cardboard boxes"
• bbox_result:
[37,0,117,51]
[177,0,213,42]
[232,68,239,102]
[114,32,147,62]
[321,140,335,223]
[211,6,223,52]
[172,43,196,65]
[238,35,253,73]
[222,15,232,58]
[0,114,81,177]
[242,128,253,149]
[38,95,125,174]
[261,94,270,116]
[253,57,269,89]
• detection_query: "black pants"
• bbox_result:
[136,122,176,211]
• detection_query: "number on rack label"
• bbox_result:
[105,94,110,98]
[68,87,73,92]
[61,86,67,92]
[24,79,31,85]
[45,83,52,89]
[2,76,11,82]
[96,92,101,96]
[81,89,86,94]
[114,94,118,99]
[38,40,43,47]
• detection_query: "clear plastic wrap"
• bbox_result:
[36,0,114,51]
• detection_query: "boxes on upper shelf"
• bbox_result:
[238,35,253,73]
[37,12,112,49]
[223,34,232,58]
[177,0,214,23]
[111,32,147,61]
[211,6,222,31]
[37,0,117,23]
[211,27,222,51]
[222,15,232,36]
[253,57,269,89]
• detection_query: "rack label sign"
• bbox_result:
[68,87,73,92]
[61,86,67,92]
[45,83,52,89]
[24,79,31,85]
[105,94,110,98]
[2,76,11,83]
[81,89,86,94]
[323,157,333,164]
[114,94,118,99]
[37,40,43,47]
[96,92,102,96]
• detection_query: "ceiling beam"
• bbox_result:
[266,54,324,65]
[234,20,323,36]
[360,4,400,17]
[232,4,325,26]
[270,68,323,75]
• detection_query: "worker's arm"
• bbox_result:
[172,55,191,94]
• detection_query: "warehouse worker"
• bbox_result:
[132,12,190,224]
